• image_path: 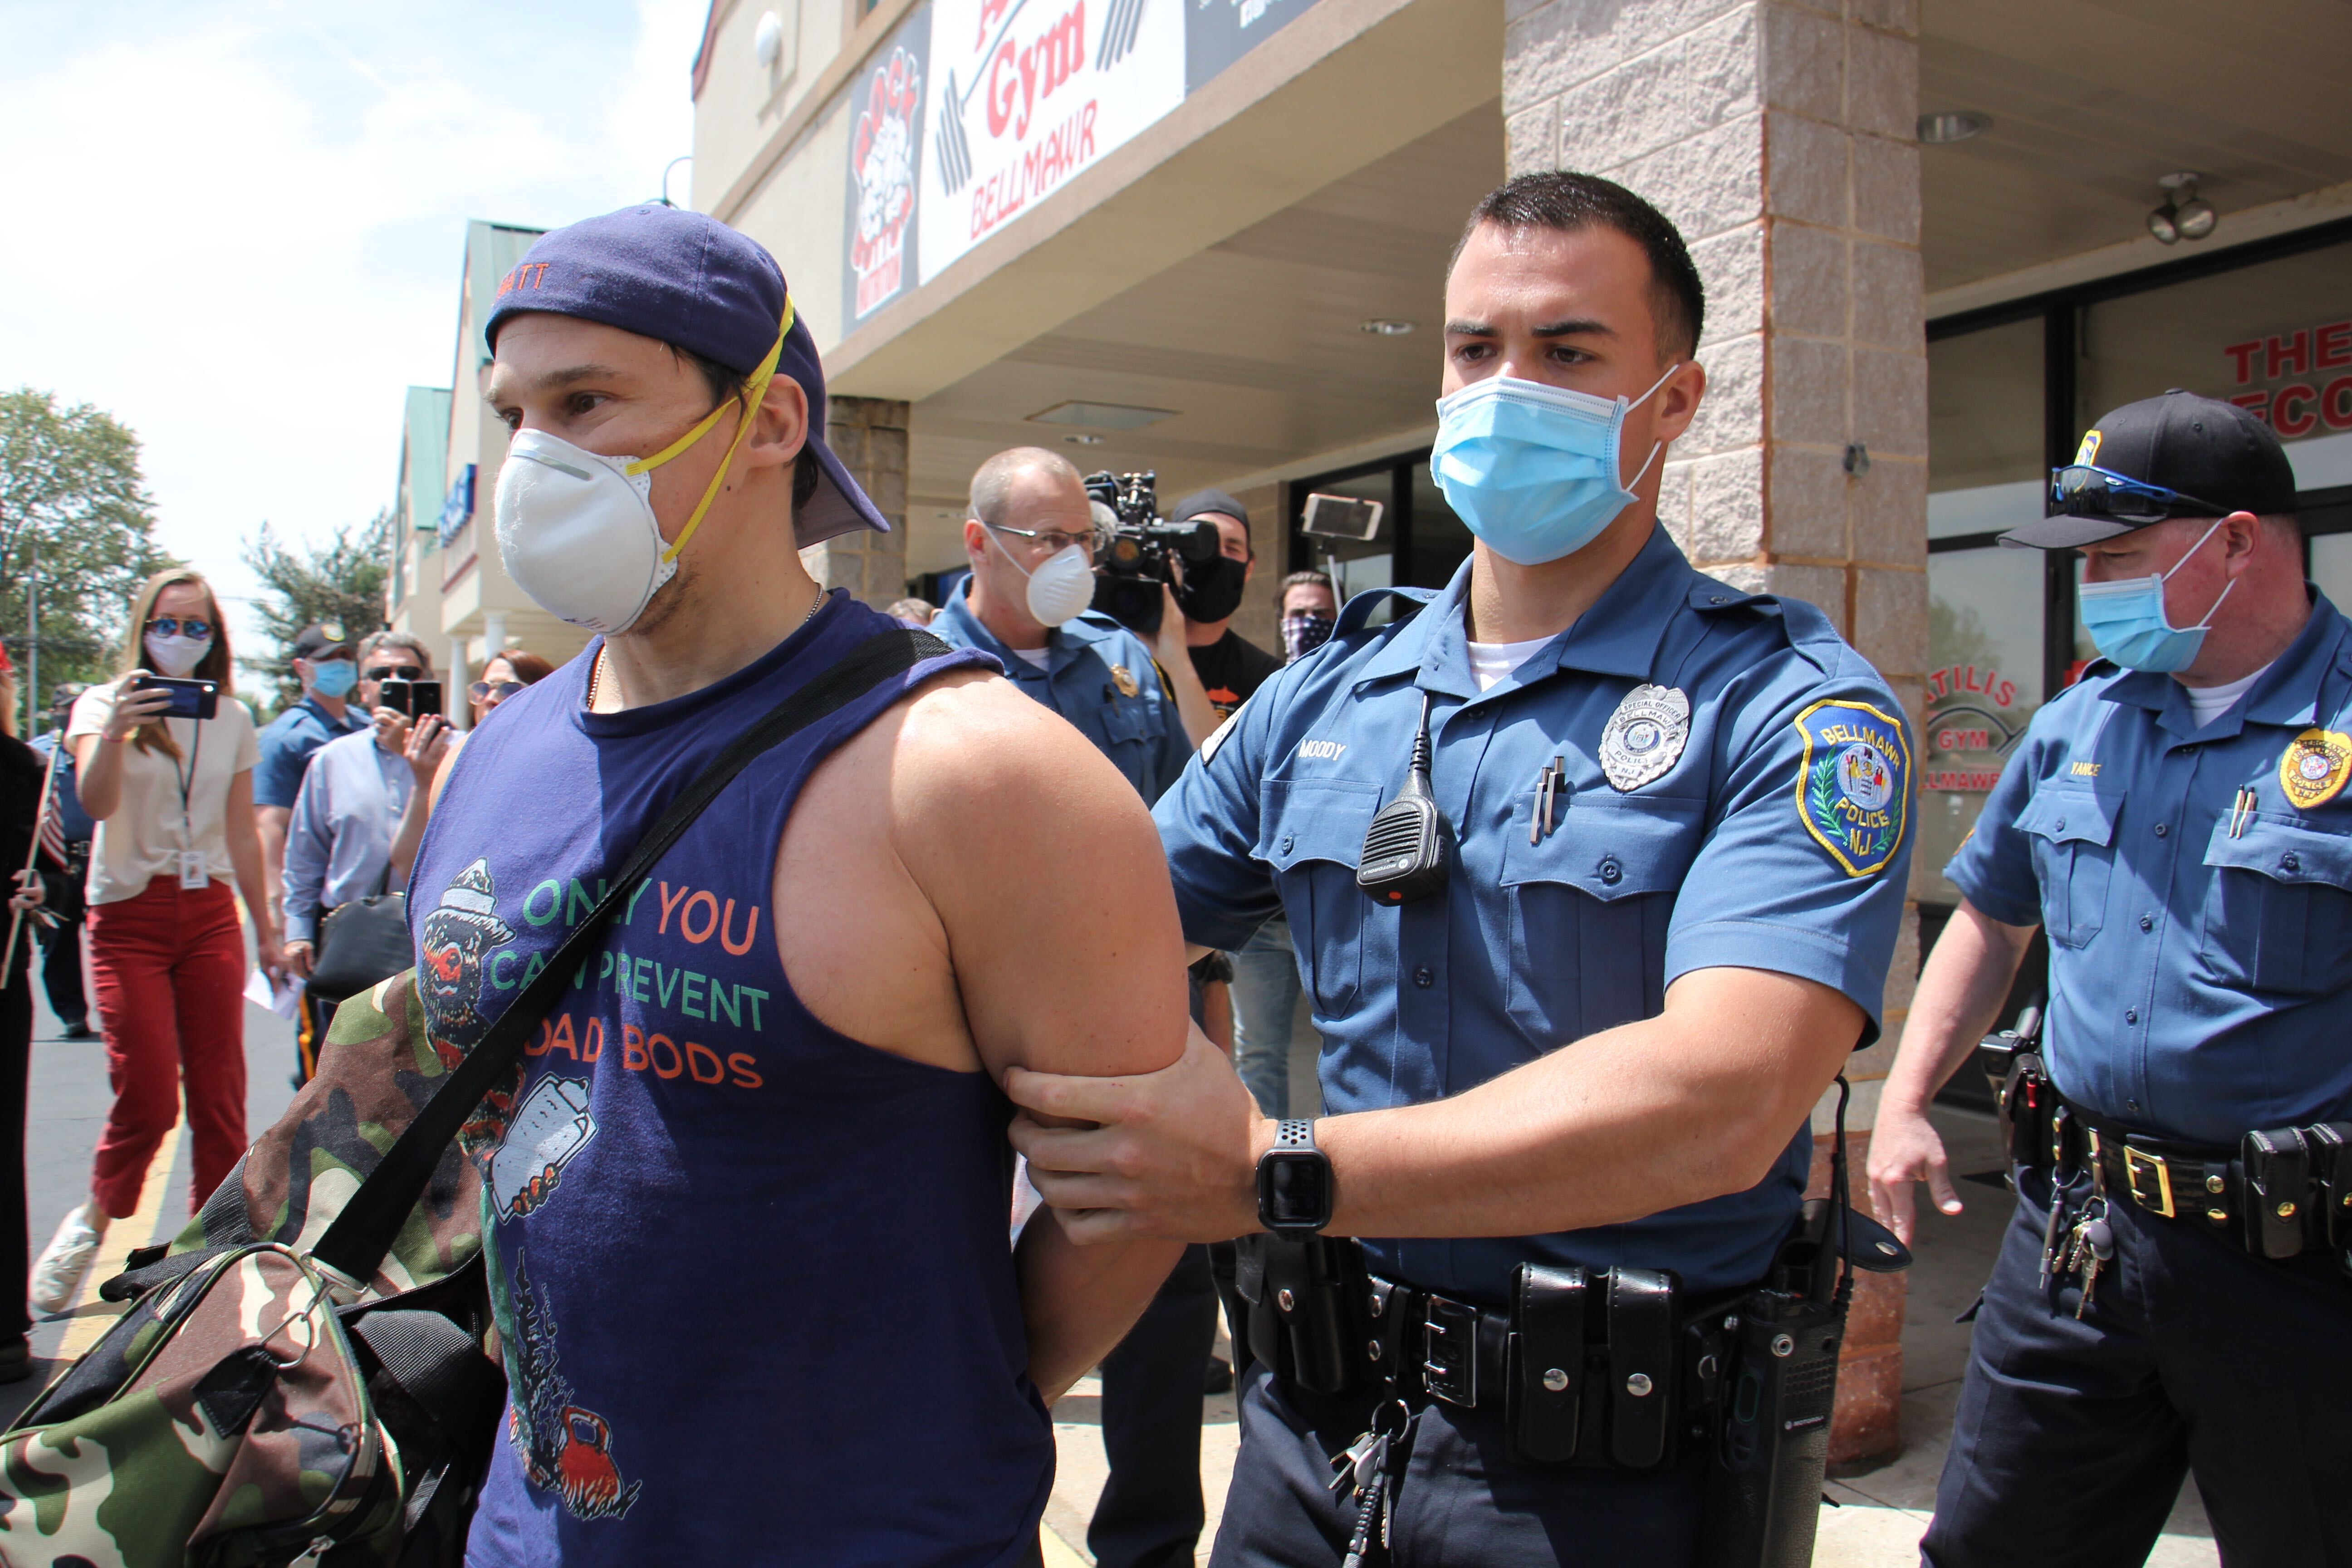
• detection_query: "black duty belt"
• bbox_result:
[2047,1097,2352,1265]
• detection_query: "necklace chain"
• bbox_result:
[584,588,828,710]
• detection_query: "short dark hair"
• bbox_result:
[1451,172,1705,360]
[1279,570,1334,612]
[673,343,823,511]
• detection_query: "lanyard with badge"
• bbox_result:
[171,715,207,890]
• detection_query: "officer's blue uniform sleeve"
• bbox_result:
[1943,733,2047,929]
[1665,676,1915,1044]
[252,716,307,810]
[1153,691,1284,951]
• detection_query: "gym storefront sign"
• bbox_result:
[845,0,1325,325]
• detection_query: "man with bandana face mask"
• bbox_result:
[412,206,1192,1563]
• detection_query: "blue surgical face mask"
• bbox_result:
[2076,515,2235,673]
[1430,365,1680,566]
[309,658,358,698]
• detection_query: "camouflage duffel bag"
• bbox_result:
[0,630,943,1566]
[0,974,507,1568]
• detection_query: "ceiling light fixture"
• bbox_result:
[2148,172,2217,245]
[1026,401,1174,431]
[1916,111,1990,145]
[1360,319,1417,336]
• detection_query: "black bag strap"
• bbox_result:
[309,627,950,1286]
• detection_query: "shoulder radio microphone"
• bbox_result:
[1356,692,1451,904]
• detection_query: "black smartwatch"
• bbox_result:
[1255,1118,1334,1238]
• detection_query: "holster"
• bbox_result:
[1231,1233,1366,1397]
[1999,1051,2058,1169]
[1501,1266,1715,1472]
[2241,1127,2310,1260]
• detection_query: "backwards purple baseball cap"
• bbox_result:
[483,204,887,549]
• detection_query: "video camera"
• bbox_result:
[1083,470,1219,637]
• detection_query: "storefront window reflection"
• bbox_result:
[1924,546,2046,901]
[1925,318,2048,902]
[2078,238,2352,495]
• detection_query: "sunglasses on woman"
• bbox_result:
[468,680,526,702]
[145,617,215,640]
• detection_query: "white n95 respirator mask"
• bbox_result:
[493,317,787,637]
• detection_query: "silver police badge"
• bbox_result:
[1600,685,1691,791]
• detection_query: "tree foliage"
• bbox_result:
[243,512,393,717]
[0,389,175,716]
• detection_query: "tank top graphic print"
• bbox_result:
[408,596,1047,1567]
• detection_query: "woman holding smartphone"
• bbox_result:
[30,568,283,1313]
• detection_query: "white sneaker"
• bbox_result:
[30,1207,102,1314]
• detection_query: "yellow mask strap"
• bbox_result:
[627,298,796,567]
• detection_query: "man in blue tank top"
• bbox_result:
[410,205,1188,1566]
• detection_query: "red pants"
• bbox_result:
[88,879,247,1218]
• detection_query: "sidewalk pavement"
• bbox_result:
[1040,1103,2221,1567]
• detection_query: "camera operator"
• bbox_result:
[1170,490,1281,723]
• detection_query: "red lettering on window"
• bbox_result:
[2318,321,2352,372]
[2274,383,2320,439]
[686,1041,727,1084]
[2231,390,2272,423]
[2320,375,2352,432]
[657,880,691,934]
[727,1051,764,1090]
[647,1033,684,1079]
[720,899,760,956]
[2222,339,2262,385]
[679,890,720,944]
[2267,331,2310,381]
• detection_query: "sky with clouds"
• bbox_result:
[0,0,709,655]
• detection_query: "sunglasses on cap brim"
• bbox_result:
[2049,465,2233,526]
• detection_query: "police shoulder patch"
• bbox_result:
[1793,698,1910,877]
[2279,728,2352,810]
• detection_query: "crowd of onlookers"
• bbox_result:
[4,567,550,1371]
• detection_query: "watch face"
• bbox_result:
[1261,1152,1328,1227]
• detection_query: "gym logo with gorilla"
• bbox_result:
[503,1251,642,1521]
[419,858,514,1049]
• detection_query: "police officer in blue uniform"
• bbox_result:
[1004,173,1912,1566]
[930,446,1199,803]
[1870,391,2352,1567]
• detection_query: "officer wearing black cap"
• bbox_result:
[1870,389,2352,1565]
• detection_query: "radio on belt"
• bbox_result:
[1356,692,1451,905]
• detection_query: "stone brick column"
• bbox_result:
[1505,0,1928,1464]
[803,395,912,607]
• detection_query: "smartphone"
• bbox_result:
[131,676,219,721]
[1300,493,1385,543]
[378,679,443,719]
